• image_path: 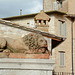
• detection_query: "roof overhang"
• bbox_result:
[65,14,75,21]
[2,11,66,20]
[65,14,75,18]
[34,10,50,21]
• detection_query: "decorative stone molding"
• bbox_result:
[0,53,50,59]
[34,10,50,27]
[36,25,49,27]
[0,58,55,75]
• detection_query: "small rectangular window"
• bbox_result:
[43,20,46,25]
[63,22,66,36]
[53,2,58,10]
[56,0,63,8]
[60,52,65,66]
[60,21,63,35]
[59,21,66,37]
[60,2,63,8]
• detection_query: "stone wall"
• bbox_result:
[1,0,75,73]
[43,0,68,13]
[44,0,75,14]
[68,0,75,14]
[58,0,68,13]
[53,14,72,72]
[2,12,74,73]
[0,58,55,75]
[0,23,30,38]
[9,17,35,28]
[43,0,55,12]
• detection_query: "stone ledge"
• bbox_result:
[0,58,55,64]
[0,58,55,75]
[36,25,49,27]
[0,58,55,71]
[0,69,52,75]
[0,53,50,59]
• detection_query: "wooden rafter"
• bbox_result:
[0,19,66,41]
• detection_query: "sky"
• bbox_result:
[0,0,43,18]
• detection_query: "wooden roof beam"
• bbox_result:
[0,19,66,41]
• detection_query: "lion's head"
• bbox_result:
[22,33,49,54]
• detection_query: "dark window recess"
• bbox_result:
[60,1,63,8]
[27,23,30,24]
[35,20,37,23]
[56,0,63,8]
[39,20,41,23]
[44,20,46,25]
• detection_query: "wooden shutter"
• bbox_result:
[60,52,64,66]
[53,2,58,10]
[59,21,66,36]
[63,22,66,36]
[60,21,63,35]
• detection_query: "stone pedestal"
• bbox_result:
[0,58,55,75]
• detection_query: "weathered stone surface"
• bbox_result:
[0,33,49,54]
[0,53,8,58]
[0,58,55,75]
[0,53,50,59]
[0,38,6,49]
[9,53,50,59]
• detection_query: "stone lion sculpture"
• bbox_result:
[0,33,49,54]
